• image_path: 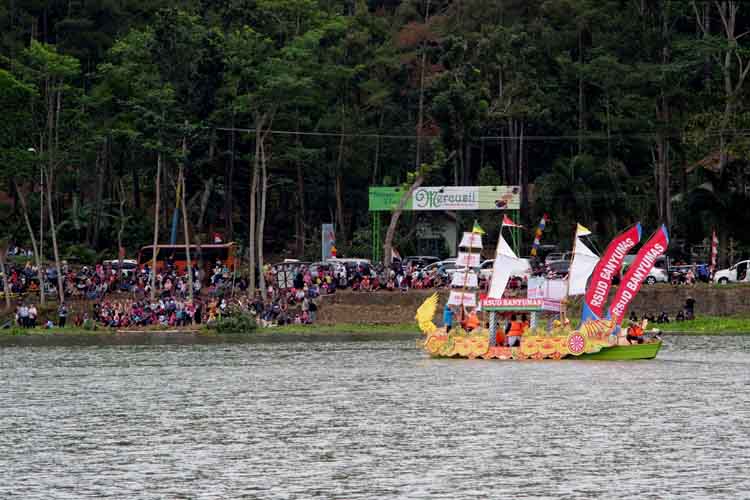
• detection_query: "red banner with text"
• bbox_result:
[608,225,670,325]
[582,224,642,321]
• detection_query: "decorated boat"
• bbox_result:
[416,220,665,361]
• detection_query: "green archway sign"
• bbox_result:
[368,186,522,262]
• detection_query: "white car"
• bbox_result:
[643,267,669,284]
[622,255,668,284]
[713,260,750,284]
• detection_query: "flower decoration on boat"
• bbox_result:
[567,333,586,355]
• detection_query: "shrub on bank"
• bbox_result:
[210,314,257,334]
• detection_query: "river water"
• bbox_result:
[1,333,748,499]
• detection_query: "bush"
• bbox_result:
[82,318,97,331]
[64,244,97,265]
[212,313,257,334]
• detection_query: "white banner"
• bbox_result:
[451,271,479,288]
[459,232,483,249]
[412,186,521,211]
[448,291,477,307]
[456,252,481,268]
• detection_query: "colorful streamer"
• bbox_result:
[530,214,549,256]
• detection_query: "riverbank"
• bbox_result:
[655,316,750,335]
[0,322,421,338]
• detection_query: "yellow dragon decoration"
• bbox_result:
[414,292,439,335]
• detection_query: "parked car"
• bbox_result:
[621,255,669,284]
[436,260,460,279]
[544,252,571,265]
[713,260,750,284]
[545,260,570,278]
[423,259,454,273]
[103,259,139,277]
[309,262,335,278]
[403,255,441,270]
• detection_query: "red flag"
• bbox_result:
[608,225,670,325]
[710,229,718,275]
[502,215,522,228]
[582,224,642,321]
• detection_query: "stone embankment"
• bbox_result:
[317,284,750,325]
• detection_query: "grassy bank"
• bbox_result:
[655,316,750,335]
[0,322,421,337]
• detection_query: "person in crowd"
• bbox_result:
[58,302,69,328]
[629,311,638,324]
[684,295,696,320]
[657,311,670,324]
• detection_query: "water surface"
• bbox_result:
[1,334,748,499]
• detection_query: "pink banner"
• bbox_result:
[608,225,670,325]
[582,224,642,321]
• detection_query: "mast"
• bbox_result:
[561,225,578,323]
[451,223,483,321]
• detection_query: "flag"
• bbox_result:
[582,223,642,322]
[530,214,548,257]
[608,225,669,326]
[710,229,718,276]
[576,224,592,237]
[472,220,485,235]
[502,215,522,228]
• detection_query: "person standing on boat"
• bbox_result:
[506,314,524,347]
[443,304,454,333]
[463,309,479,332]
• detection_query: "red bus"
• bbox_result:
[137,243,238,275]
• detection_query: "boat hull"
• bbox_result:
[420,327,662,361]
[575,341,661,360]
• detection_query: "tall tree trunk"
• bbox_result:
[248,115,262,296]
[180,166,195,313]
[197,178,213,233]
[44,167,64,304]
[117,180,126,286]
[373,111,383,184]
[577,25,585,154]
[383,174,425,266]
[92,146,105,247]
[295,155,306,257]
[132,159,141,210]
[13,179,45,305]
[258,138,269,300]
[0,248,10,310]
[150,153,162,302]
[226,117,235,240]
[335,119,347,242]
[415,0,432,170]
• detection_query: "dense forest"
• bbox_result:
[1,0,750,276]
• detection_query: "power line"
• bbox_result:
[215,126,750,141]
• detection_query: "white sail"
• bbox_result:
[448,291,477,308]
[488,232,528,299]
[451,271,479,288]
[459,232,483,249]
[568,234,600,296]
[456,252,481,268]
